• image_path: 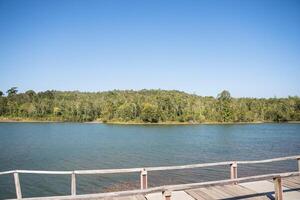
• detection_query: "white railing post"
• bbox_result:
[71,172,76,196]
[140,168,148,189]
[14,172,22,199]
[230,161,238,184]
[273,176,283,200]
[163,190,172,200]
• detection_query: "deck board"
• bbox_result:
[186,188,215,200]
[145,191,194,200]
[186,184,270,200]
[96,195,146,200]
[282,176,300,189]
[18,176,300,200]
[78,176,300,200]
[208,186,233,198]
[185,189,209,200]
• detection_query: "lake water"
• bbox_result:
[0,123,300,199]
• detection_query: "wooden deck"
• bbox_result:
[18,176,300,200]
[92,176,300,200]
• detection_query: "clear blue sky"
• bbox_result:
[0,0,299,97]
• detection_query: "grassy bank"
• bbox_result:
[0,117,61,123]
[1,117,299,125]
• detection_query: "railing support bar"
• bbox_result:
[230,161,238,184]
[14,172,22,199]
[71,172,76,196]
[297,157,300,172]
[140,168,148,189]
[273,177,283,200]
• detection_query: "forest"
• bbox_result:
[0,87,299,123]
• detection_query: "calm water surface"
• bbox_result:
[0,123,300,199]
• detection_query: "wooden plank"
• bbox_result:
[113,195,146,200]
[219,185,267,200]
[215,185,269,200]
[218,185,242,196]
[209,186,233,198]
[195,189,216,200]
[171,184,270,200]
[283,176,300,185]
[209,186,232,198]
[186,188,214,200]
[229,185,254,195]
[282,179,300,189]
[199,187,225,199]
[185,189,207,200]
[231,185,269,200]
[288,176,300,182]
[132,195,146,200]
[97,195,145,200]
[162,171,300,192]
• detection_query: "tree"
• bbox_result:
[217,90,231,101]
[140,103,160,123]
[25,90,36,97]
[6,87,18,96]
[0,97,6,115]
[0,91,3,96]
[53,107,62,116]
[217,90,233,122]
[116,103,137,121]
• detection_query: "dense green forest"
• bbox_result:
[0,87,299,123]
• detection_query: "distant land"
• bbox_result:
[0,88,299,124]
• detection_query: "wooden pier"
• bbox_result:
[1,155,300,200]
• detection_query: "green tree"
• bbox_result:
[217,90,233,122]
[0,97,7,115]
[53,107,62,116]
[6,87,18,96]
[116,103,137,121]
[140,103,160,123]
[25,90,36,97]
[217,90,231,101]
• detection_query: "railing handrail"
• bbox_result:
[1,155,299,175]
[10,171,300,200]
[1,155,300,199]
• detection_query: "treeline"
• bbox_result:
[0,87,299,123]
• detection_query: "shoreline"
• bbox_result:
[102,121,300,125]
[0,117,299,125]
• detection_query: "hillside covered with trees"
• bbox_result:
[0,87,299,123]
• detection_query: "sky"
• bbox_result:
[0,0,300,98]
